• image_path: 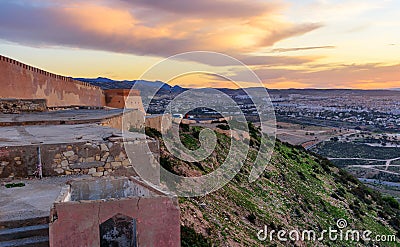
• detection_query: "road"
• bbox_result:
[328,157,400,175]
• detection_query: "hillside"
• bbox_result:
[145,124,400,247]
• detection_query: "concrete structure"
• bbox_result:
[50,177,180,247]
[0,176,88,247]
[145,114,172,134]
[105,89,144,112]
[0,124,160,179]
[0,109,158,180]
[0,55,179,246]
[0,109,141,129]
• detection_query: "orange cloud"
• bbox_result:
[250,63,400,89]
[0,0,322,57]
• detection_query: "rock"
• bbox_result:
[85,157,95,162]
[111,162,122,168]
[63,151,75,157]
[97,167,105,172]
[54,154,62,159]
[100,143,109,152]
[14,157,21,161]
[54,168,64,174]
[70,161,104,169]
[88,168,96,174]
[61,160,69,168]
[68,155,79,162]
[122,159,131,167]
[104,163,111,169]
[119,152,126,160]
[92,172,103,177]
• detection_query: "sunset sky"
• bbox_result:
[0,0,399,89]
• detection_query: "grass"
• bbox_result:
[146,125,400,246]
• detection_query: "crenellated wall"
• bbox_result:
[0,55,105,107]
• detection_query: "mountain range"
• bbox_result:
[75,77,186,94]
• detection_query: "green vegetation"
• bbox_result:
[315,141,400,159]
[147,126,400,246]
[5,182,25,188]
[216,124,230,130]
[181,226,212,247]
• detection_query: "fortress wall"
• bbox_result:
[0,55,105,107]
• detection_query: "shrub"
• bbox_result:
[383,196,400,210]
[246,213,257,224]
[181,226,212,247]
[216,124,230,130]
[5,182,25,188]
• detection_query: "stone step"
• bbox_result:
[0,224,48,242]
[0,236,49,247]
[0,217,49,230]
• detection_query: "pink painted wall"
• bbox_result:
[0,55,105,107]
[50,197,180,247]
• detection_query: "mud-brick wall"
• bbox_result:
[0,98,47,114]
[0,139,159,179]
[0,55,105,107]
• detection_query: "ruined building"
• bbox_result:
[0,55,180,247]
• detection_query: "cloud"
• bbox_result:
[0,0,323,58]
[269,46,336,53]
[120,0,281,19]
[230,63,400,89]
[172,52,321,67]
[260,23,323,47]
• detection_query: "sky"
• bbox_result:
[0,0,399,89]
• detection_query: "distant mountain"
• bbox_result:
[75,77,399,97]
[74,77,187,95]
